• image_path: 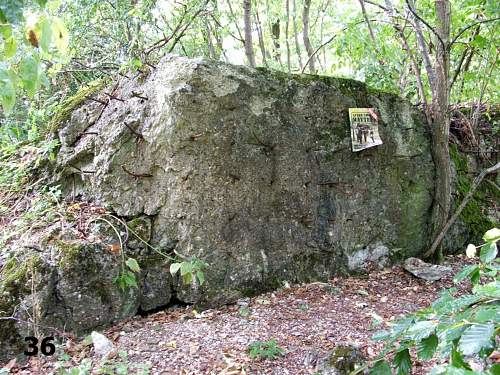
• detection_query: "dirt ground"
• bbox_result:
[4,256,472,375]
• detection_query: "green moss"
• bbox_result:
[450,143,498,241]
[48,79,107,132]
[0,255,41,293]
[55,240,85,269]
[255,66,367,96]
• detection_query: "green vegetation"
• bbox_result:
[364,228,499,375]
[248,339,285,360]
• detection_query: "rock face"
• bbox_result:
[0,55,435,360]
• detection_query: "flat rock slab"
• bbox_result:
[403,257,453,281]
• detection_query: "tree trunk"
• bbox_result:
[285,0,291,73]
[255,6,268,66]
[292,0,303,70]
[243,0,256,67]
[427,0,452,258]
[302,0,316,73]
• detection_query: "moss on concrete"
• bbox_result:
[48,79,106,132]
[450,143,498,241]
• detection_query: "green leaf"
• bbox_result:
[123,271,138,288]
[196,270,205,285]
[19,55,40,98]
[0,0,24,24]
[470,268,480,285]
[169,262,181,275]
[451,346,471,370]
[480,242,498,264]
[406,320,436,341]
[458,323,494,355]
[490,363,500,375]
[125,257,140,273]
[4,36,16,58]
[474,306,500,323]
[417,334,438,360]
[393,349,412,375]
[483,228,500,243]
[0,67,16,113]
[35,0,48,7]
[453,265,479,283]
[473,281,500,298]
[370,360,391,375]
[37,17,53,53]
[182,272,192,285]
[372,329,391,341]
[180,261,193,276]
[51,17,69,55]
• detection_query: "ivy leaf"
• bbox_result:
[458,323,494,355]
[370,360,391,375]
[416,334,438,360]
[480,242,497,264]
[393,349,412,375]
[125,258,140,273]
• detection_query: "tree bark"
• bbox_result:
[302,0,316,73]
[292,0,303,70]
[255,6,268,66]
[427,0,452,258]
[285,0,291,73]
[243,0,256,67]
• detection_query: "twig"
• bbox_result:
[121,165,153,178]
[424,161,500,258]
[301,34,336,74]
[450,17,500,47]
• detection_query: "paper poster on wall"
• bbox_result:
[349,108,383,152]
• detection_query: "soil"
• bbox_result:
[4,256,473,375]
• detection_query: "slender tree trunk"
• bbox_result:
[302,0,316,73]
[285,0,291,73]
[427,0,452,258]
[271,19,283,66]
[243,0,256,67]
[255,7,268,66]
[205,20,217,59]
[292,0,303,70]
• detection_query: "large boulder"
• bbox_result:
[0,55,435,360]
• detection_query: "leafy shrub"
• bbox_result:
[248,339,285,360]
[367,228,499,375]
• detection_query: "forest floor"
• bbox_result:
[6,256,472,375]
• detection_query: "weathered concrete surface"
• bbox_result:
[56,55,435,304]
[0,55,436,360]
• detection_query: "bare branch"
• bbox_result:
[301,35,336,74]
[450,17,500,47]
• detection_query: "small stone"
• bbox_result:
[91,331,115,358]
